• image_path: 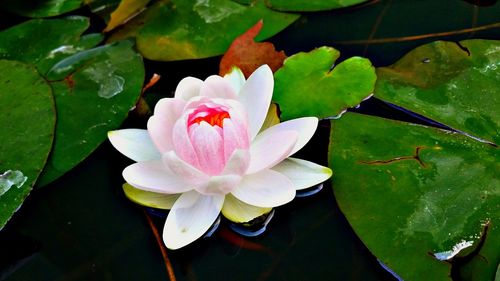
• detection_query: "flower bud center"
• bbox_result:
[188,105,230,128]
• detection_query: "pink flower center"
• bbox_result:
[187,105,230,128]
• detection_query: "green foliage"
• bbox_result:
[273,46,376,120]
[375,39,500,145]
[0,60,55,228]
[0,0,83,17]
[330,113,499,281]
[265,0,367,12]
[108,0,299,60]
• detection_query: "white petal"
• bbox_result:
[108,129,161,162]
[163,191,224,249]
[238,65,274,140]
[123,183,180,209]
[200,75,238,99]
[196,174,241,195]
[147,98,185,153]
[264,117,318,156]
[123,160,194,194]
[271,158,332,190]
[231,169,295,208]
[175,77,203,101]
[162,151,209,186]
[222,149,250,176]
[259,103,280,133]
[222,194,272,223]
[246,130,298,174]
[223,67,245,94]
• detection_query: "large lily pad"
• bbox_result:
[375,39,500,145]
[329,112,499,281]
[36,40,145,186]
[0,60,55,228]
[273,46,376,120]
[0,16,103,75]
[1,0,83,17]
[108,0,299,61]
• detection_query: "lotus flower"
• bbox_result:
[108,65,332,249]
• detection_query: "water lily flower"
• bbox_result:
[108,65,332,249]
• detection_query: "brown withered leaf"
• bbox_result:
[219,20,287,78]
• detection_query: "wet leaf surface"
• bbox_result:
[0,60,55,228]
[108,0,299,61]
[329,112,499,281]
[37,40,144,186]
[0,16,103,75]
[0,0,83,17]
[375,39,500,145]
[273,46,376,120]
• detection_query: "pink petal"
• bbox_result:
[172,118,200,169]
[147,98,186,153]
[108,129,160,162]
[189,121,225,175]
[231,169,295,208]
[175,77,203,101]
[238,65,274,140]
[122,160,193,194]
[246,130,298,174]
[163,191,224,249]
[200,75,238,99]
[222,119,250,162]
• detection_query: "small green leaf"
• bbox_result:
[108,0,299,61]
[0,60,55,228]
[375,39,500,145]
[36,41,145,186]
[273,46,376,120]
[1,0,84,17]
[329,113,499,281]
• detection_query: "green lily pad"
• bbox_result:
[107,0,299,61]
[265,0,368,12]
[0,16,104,75]
[375,39,500,145]
[273,46,376,120]
[36,40,144,186]
[329,112,499,281]
[1,0,84,17]
[0,60,55,228]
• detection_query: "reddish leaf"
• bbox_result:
[219,20,287,78]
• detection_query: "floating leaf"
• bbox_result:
[0,60,55,228]
[1,0,84,17]
[329,112,499,281]
[265,0,368,12]
[273,46,376,120]
[219,20,287,77]
[103,0,150,32]
[36,41,145,186]
[108,0,299,61]
[0,16,103,74]
[375,39,500,145]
